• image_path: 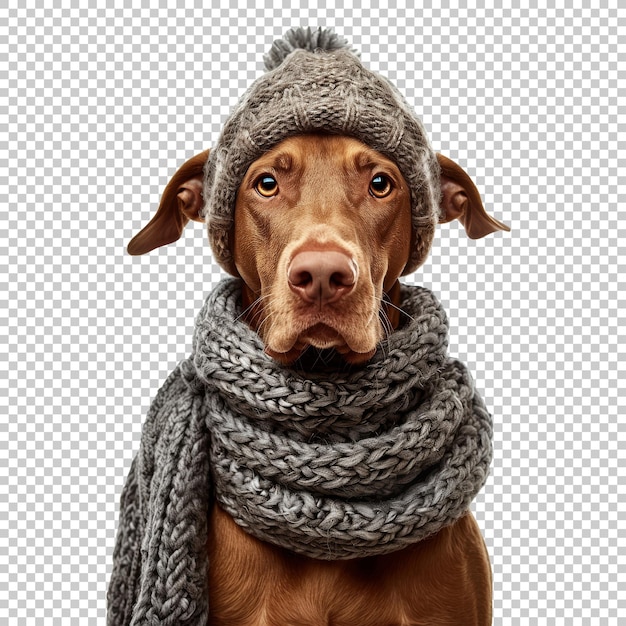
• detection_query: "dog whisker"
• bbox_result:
[380,293,415,323]
[235,292,274,323]
[237,295,282,340]
[253,300,285,341]
[255,311,273,337]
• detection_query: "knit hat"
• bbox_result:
[204,27,441,277]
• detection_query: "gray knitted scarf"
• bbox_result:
[107,278,492,625]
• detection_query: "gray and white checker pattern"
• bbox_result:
[1,3,623,624]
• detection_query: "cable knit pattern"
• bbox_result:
[108,278,493,625]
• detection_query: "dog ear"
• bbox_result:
[436,153,510,239]
[127,149,210,255]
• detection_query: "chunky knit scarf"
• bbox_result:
[107,278,492,626]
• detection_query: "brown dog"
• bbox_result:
[129,134,507,625]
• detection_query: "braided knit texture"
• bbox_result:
[107,278,493,625]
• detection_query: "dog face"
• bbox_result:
[232,135,412,364]
[127,135,508,365]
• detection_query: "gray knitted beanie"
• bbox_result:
[204,27,441,277]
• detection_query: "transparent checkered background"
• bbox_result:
[1,2,624,624]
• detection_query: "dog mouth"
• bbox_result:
[264,322,378,365]
[300,323,345,347]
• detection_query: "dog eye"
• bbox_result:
[256,175,279,197]
[369,174,392,198]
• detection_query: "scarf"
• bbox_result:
[107,278,493,625]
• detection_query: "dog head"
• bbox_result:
[127,28,508,364]
[128,137,507,364]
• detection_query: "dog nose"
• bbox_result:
[288,250,357,305]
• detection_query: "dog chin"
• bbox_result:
[264,323,377,366]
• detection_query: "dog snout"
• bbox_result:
[288,250,357,306]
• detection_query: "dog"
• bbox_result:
[127,133,507,625]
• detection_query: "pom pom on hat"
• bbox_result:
[263,26,355,71]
